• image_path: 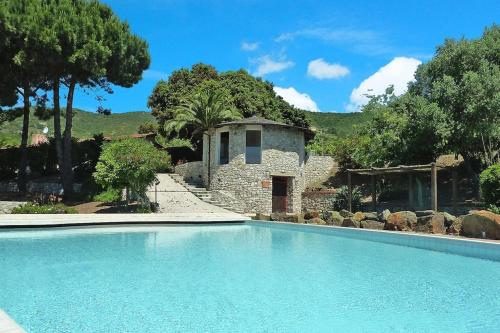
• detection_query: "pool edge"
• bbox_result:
[0,309,26,333]
[248,220,500,262]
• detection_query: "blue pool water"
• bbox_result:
[0,224,499,332]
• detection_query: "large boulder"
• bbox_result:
[340,209,354,218]
[353,212,365,222]
[443,212,457,227]
[416,210,435,217]
[271,213,304,223]
[306,217,327,225]
[322,211,343,226]
[363,212,379,221]
[460,210,500,240]
[360,219,385,230]
[341,218,360,228]
[415,213,446,234]
[385,211,418,231]
[446,216,463,235]
[304,211,320,220]
[379,209,391,222]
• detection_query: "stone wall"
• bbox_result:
[304,154,337,189]
[0,181,82,194]
[206,124,305,214]
[301,190,337,211]
[210,189,244,211]
[174,161,203,184]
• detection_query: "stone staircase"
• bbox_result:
[169,174,244,214]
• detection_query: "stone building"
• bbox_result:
[175,117,336,214]
[204,117,313,213]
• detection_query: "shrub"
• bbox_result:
[93,138,170,205]
[479,164,500,205]
[12,203,77,214]
[136,204,152,213]
[333,185,362,211]
[138,122,159,134]
[488,204,500,214]
[93,187,122,203]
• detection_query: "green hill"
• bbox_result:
[0,109,365,147]
[306,111,370,137]
[0,109,155,146]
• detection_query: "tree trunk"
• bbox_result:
[62,79,76,198]
[53,78,64,180]
[18,82,31,193]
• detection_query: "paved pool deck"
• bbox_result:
[0,212,250,228]
[0,310,26,333]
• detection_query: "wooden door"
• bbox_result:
[272,177,288,213]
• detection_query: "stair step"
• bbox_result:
[169,173,243,214]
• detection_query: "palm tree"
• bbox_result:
[165,89,241,187]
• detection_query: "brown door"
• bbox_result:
[272,177,288,213]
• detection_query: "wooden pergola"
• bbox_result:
[346,162,458,213]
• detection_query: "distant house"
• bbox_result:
[31,134,49,145]
[175,117,336,214]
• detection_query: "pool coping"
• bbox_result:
[0,309,26,333]
[248,220,500,262]
[0,213,250,228]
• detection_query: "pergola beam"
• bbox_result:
[346,161,454,213]
[347,163,445,176]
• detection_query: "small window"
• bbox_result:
[246,130,261,164]
[219,132,229,165]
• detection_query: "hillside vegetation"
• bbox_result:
[0,109,155,146]
[306,111,370,137]
[1,108,362,147]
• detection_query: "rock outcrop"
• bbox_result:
[360,219,385,230]
[415,213,446,234]
[446,216,463,235]
[304,211,320,220]
[340,209,353,218]
[306,217,327,225]
[461,210,500,240]
[385,211,417,231]
[341,218,360,228]
[379,209,391,222]
[353,212,365,221]
[322,211,343,226]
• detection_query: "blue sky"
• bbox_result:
[72,0,499,113]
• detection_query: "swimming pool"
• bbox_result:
[1,222,499,332]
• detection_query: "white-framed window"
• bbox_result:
[245,130,261,164]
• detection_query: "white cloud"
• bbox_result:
[307,58,349,80]
[241,41,259,51]
[252,55,294,77]
[274,86,319,112]
[275,27,392,55]
[348,57,422,111]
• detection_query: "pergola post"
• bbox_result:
[408,173,414,209]
[371,175,376,211]
[348,170,352,212]
[431,162,438,211]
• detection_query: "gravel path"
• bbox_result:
[0,201,25,214]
